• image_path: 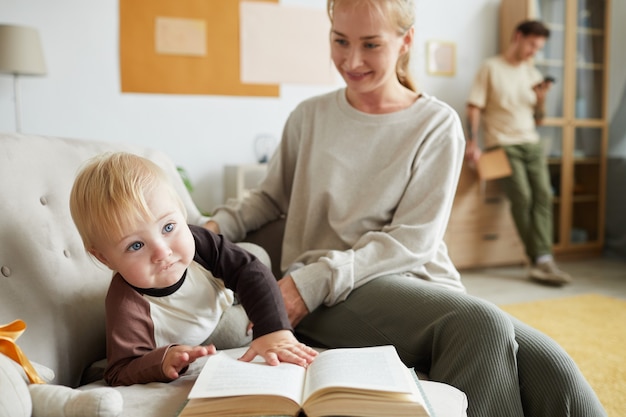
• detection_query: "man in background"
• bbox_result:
[466,20,571,286]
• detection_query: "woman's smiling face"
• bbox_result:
[329,1,411,96]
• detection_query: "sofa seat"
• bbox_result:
[79,354,468,417]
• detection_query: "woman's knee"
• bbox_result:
[515,321,580,382]
[442,298,516,342]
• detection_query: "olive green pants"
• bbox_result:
[498,142,553,261]
[296,274,606,417]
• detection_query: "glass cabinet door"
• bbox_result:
[499,0,608,255]
[571,127,603,244]
[574,0,606,120]
[571,0,605,245]
[534,0,567,118]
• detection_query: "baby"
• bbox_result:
[69,152,316,386]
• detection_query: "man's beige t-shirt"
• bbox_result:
[468,55,544,148]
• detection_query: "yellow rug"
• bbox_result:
[501,294,626,417]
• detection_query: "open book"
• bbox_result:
[178,345,431,417]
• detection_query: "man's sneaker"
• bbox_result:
[529,260,572,286]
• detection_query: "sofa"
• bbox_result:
[0,132,468,417]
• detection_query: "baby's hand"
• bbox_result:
[163,344,216,380]
[239,330,318,367]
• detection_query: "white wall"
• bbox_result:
[0,0,337,211]
[1,0,623,212]
[413,0,500,112]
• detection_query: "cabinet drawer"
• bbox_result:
[445,164,526,268]
[445,230,525,269]
[446,200,514,234]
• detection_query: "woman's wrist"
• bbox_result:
[203,220,220,234]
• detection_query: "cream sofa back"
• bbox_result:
[0,133,208,387]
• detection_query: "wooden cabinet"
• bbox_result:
[499,0,610,258]
[444,164,527,269]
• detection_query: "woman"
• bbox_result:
[206,0,606,416]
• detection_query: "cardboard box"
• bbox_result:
[476,148,512,180]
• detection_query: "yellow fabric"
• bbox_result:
[501,294,626,417]
[0,319,45,384]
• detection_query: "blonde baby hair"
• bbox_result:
[69,152,186,252]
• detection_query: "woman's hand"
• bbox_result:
[203,220,220,234]
[163,344,216,380]
[239,330,318,367]
[278,275,310,327]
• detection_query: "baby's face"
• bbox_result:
[90,183,194,289]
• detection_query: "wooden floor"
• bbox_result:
[460,256,626,305]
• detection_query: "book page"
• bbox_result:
[188,352,306,405]
[302,345,417,400]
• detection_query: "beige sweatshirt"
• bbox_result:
[467,55,544,148]
[212,89,466,312]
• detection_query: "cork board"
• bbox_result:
[119,0,279,96]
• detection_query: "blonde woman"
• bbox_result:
[207,1,605,416]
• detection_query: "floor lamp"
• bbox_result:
[0,24,46,133]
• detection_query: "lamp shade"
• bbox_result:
[0,24,46,75]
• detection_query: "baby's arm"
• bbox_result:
[239,330,317,367]
[162,344,216,379]
[105,275,201,385]
[190,226,317,367]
